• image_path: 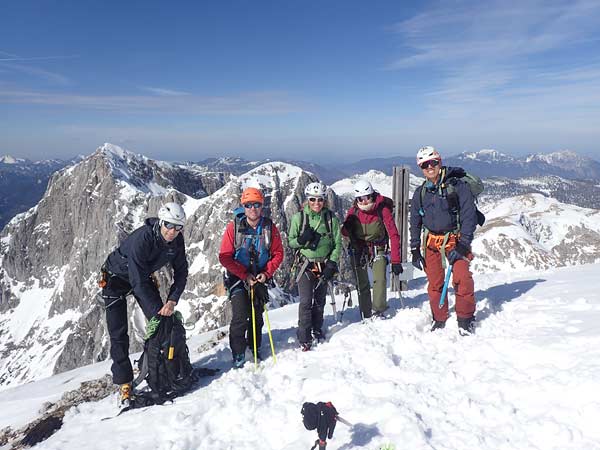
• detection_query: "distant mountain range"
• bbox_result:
[1,148,599,231]
[334,149,600,181]
[0,156,75,230]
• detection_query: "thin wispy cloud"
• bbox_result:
[0,55,79,62]
[138,86,191,96]
[388,0,600,120]
[0,89,307,115]
[0,63,71,85]
[0,52,77,85]
[389,0,600,68]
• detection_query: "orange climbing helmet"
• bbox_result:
[240,187,264,204]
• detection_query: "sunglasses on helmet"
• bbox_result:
[163,221,183,231]
[243,202,263,209]
[419,159,440,170]
[308,197,324,203]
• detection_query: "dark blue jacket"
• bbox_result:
[409,167,476,248]
[105,218,188,305]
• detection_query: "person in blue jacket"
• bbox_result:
[101,202,188,405]
[409,146,477,334]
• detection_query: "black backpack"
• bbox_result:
[133,315,195,405]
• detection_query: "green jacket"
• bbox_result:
[288,205,342,263]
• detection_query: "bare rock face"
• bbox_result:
[0,144,331,387]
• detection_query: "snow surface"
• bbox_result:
[1,263,599,450]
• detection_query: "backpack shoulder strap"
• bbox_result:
[234,216,245,250]
[324,209,333,234]
[299,210,306,235]
[262,216,272,251]
[418,182,426,216]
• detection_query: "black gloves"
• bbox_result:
[391,263,403,275]
[301,402,338,441]
[411,247,426,270]
[297,227,322,250]
[251,282,269,305]
[297,226,315,245]
[320,261,338,282]
[447,241,470,265]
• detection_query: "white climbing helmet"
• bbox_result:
[158,202,186,226]
[304,181,327,198]
[353,179,374,198]
[416,146,442,166]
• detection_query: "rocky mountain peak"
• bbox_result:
[0,155,25,164]
[0,147,327,388]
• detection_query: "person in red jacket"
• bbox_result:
[341,180,402,319]
[218,187,284,368]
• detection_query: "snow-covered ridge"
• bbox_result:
[0,154,25,164]
[459,149,515,162]
[525,149,579,164]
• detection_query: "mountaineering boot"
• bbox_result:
[233,353,245,369]
[431,320,446,332]
[301,342,312,352]
[119,383,133,407]
[457,317,475,336]
[312,329,326,343]
[372,310,387,320]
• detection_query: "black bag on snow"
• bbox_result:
[301,401,338,440]
[134,315,195,405]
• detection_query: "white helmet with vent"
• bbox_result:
[158,202,186,226]
[416,146,442,166]
[353,180,374,198]
[304,182,327,198]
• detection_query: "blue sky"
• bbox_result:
[1,0,600,163]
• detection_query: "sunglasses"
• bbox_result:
[420,159,440,170]
[163,221,183,231]
[243,202,263,209]
[308,197,324,203]
[357,195,372,202]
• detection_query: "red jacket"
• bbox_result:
[218,219,284,281]
[341,194,401,263]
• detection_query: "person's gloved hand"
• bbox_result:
[317,402,338,441]
[391,263,403,275]
[411,247,426,270]
[447,241,470,265]
[252,282,269,305]
[320,261,338,282]
[297,226,315,245]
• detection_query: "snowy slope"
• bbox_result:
[330,169,423,199]
[2,263,599,450]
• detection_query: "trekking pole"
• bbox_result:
[338,287,350,322]
[250,285,258,368]
[327,281,337,321]
[263,302,277,363]
[439,263,453,309]
[348,247,364,320]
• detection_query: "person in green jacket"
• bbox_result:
[288,182,342,351]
